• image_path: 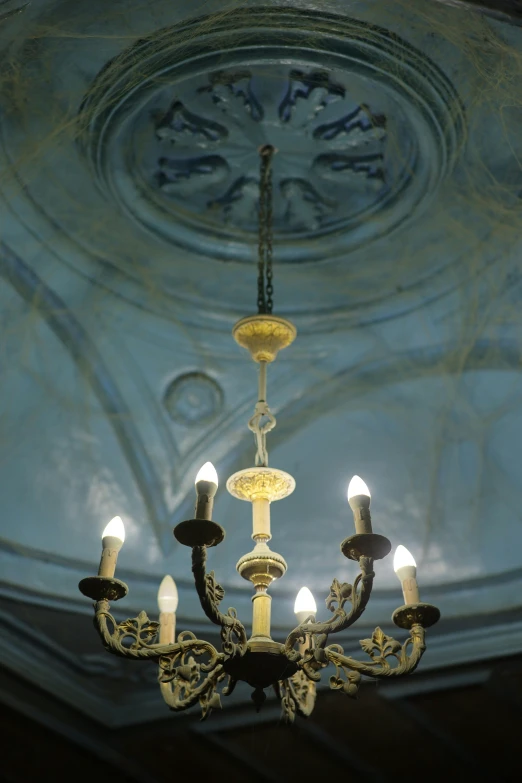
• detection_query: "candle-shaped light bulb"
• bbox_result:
[394,545,420,605]
[393,545,417,571]
[102,516,125,544]
[294,586,317,625]
[158,574,178,613]
[98,516,125,579]
[347,475,372,534]
[194,462,218,520]
[347,475,371,501]
[158,575,178,644]
[195,461,218,486]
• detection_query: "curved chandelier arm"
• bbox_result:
[94,600,222,662]
[159,663,227,719]
[276,670,317,724]
[157,630,232,720]
[191,545,248,656]
[326,624,426,695]
[284,557,375,657]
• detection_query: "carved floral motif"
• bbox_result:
[150,67,388,235]
[80,9,464,263]
[360,627,403,663]
[226,467,296,502]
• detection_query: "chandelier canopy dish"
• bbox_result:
[79,147,440,722]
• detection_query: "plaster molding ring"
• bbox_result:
[79,9,465,266]
[163,372,224,427]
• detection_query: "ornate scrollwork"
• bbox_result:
[329,667,362,698]
[284,556,375,658]
[191,546,248,658]
[277,670,317,723]
[115,610,160,648]
[157,630,228,720]
[94,601,229,720]
[86,547,249,720]
[87,547,433,722]
[326,576,357,613]
[94,601,222,664]
[325,624,426,686]
[205,570,225,606]
[95,602,160,657]
[159,661,226,719]
[360,627,403,663]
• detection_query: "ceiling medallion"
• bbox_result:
[79,9,464,264]
[163,372,223,427]
[79,146,440,722]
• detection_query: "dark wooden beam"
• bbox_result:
[431,0,522,24]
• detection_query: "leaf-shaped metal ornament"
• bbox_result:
[359,627,402,662]
[384,637,402,657]
[360,637,375,657]
[116,611,160,649]
[137,612,160,643]
[326,578,353,612]
[373,627,386,649]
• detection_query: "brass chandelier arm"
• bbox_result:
[94,600,222,662]
[326,624,426,691]
[284,557,375,657]
[159,663,226,718]
[191,545,248,656]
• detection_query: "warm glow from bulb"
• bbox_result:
[347,475,371,500]
[393,545,417,572]
[158,574,179,613]
[195,461,218,486]
[294,586,317,616]
[102,516,125,543]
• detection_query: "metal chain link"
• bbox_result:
[257,145,275,315]
[251,146,276,465]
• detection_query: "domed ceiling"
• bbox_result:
[1,0,522,726]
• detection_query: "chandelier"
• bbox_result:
[79,146,440,722]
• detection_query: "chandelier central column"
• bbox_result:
[227,313,297,643]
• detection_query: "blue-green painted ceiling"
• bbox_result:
[1,0,522,724]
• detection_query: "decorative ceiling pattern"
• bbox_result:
[0,0,521,726]
[79,13,464,264]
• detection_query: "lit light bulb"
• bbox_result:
[98,516,125,579]
[294,586,317,616]
[158,575,179,613]
[102,516,125,543]
[347,475,371,501]
[393,545,417,573]
[195,461,218,486]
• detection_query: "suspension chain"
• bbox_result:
[257,145,275,315]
